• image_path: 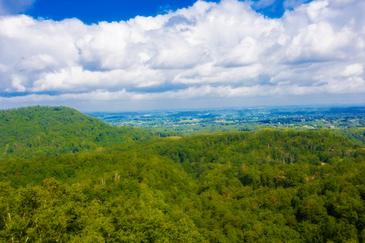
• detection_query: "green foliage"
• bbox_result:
[0,106,364,242]
[0,106,150,157]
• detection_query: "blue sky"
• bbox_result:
[0,0,364,111]
[8,0,311,22]
[27,0,211,23]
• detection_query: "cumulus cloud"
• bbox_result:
[0,0,364,110]
[284,0,309,9]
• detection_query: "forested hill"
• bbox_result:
[0,106,364,242]
[0,106,149,157]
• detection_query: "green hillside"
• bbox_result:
[0,106,149,157]
[0,106,364,242]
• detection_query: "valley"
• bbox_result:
[0,106,364,242]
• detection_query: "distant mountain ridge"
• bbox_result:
[0,106,148,157]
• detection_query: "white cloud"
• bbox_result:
[342,63,363,77]
[0,0,364,110]
[284,0,308,9]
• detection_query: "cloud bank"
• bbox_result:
[0,0,364,111]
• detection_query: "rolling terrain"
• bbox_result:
[0,106,364,242]
[0,106,150,157]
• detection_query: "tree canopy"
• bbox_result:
[0,106,364,242]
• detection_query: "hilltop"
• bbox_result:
[0,106,149,157]
[0,106,364,242]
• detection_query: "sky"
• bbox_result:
[0,0,364,111]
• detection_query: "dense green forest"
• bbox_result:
[0,106,150,157]
[0,106,364,242]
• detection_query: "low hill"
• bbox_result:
[0,106,149,157]
[0,106,364,242]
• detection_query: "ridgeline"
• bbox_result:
[0,106,364,242]
[0,106,149,157]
